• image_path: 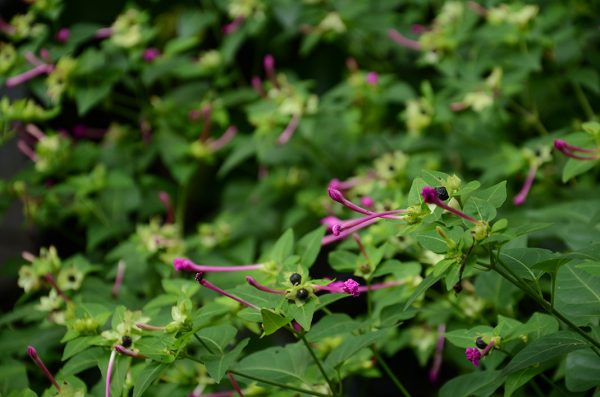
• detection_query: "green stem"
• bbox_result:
[370,349,412,397]
[229,369,332,397]
[300,333,337,396]
[488,256,600,355]
[366,277,372,319]
[572,82,595,120]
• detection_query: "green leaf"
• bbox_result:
[445,326,494,349]
[415,230,448,253]
[403,266,448,310]
[297,226,326,269]
[261,309,291,336]
[499,248,552,281]
[196,325,237,355]
[475,271,519,307]
[62,336,103,361]
[555,261,600,326]
[562,158,597,182]
[60,347,104,377]
[464,197,497,221]
[503,331,589,374]
[270,229,294,265]
[285,299,317,331]
[509,312,558,342]
[504,366,546,397]
[328,250,357,272]
[204,338,249,383]
[74,83,113,116]
[306,314,362,342]
[132,362,167,397]
[325,329,386,368]
[234,342,310,385]
[0,360,28,395]
[440,370,504,397]
[565,349,600,392]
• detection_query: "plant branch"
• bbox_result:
[300,333,337,396]
[370,348,412,397]
[229,369,332,397]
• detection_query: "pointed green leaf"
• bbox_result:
[298,226,326,269]
[133,362,167,397]
[205,338,249,383]
[261,309,291,336]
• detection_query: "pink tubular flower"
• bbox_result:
[246,276,286,294]
[315,278,405,296]
[111,260,126,298]
[421,186,479,224]
[251,76,265,97]
[360,196,374,208]
[158,191,174,224]
[115,345,146,358]
[263,54,279,88]
[554,139,599,160]
[223,16,244,34]
[27,346,61,392]
[6,62,54,87]
[136,322,165,331]
[512,163,537,206]
[207,125,237,151]
[55,28,70,43]
[142,48,161,62]
[95,27,113,39]
[17,140,37,162]
[173,258,264,273]
[388,29,422,51]
[429,324,446,383]
[195,273,259,310]
[199,104,213,142]
[366,71,378,85]
[277,113,301,145]
[342,279,360,297]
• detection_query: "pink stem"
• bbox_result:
[263,54,278,88]
[136,322,165,331]
[22,251,36,262]
[106,350,117,397]
[223,16,244,34]
[0,18,16,35]
[199,105,213,142]
[246,276,286,294]
[208,126,237,151]
[6,64,54,87]
[277,113,301,145]
[387,29,422,51]
[332,210,405,236]
[44,273,71,302]
[24,51,43,66]
[174,258,264,273]
[111,260,126,297]
[27,346,61,392]
[328,188,403,219]
[513,163,537,206]
[196,273,259,310]
[228,372,245,397]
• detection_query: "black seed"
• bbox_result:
[475,337,487,349]
[68,275,76,282]
[122,335,132,348]
[296,288,309,300]
[435,186,449,201]
[534,148,541,157]
[289,273,302,286]
[453,283,463,293]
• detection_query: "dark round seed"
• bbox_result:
[475,337,487,349]
[296,288,309,300]
[289,273,302,286]
[122,335,132,348]
[68,275,76,282]
[435,186,449,201]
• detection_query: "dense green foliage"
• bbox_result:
[1,0,600,396]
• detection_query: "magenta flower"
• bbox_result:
[360,196,374,208]
[465,339,495,367]
[142,48,161,62]
[513,163,537,206]
[366,71,379,85]
[421,186,479,224]
[465,347,481,367]
[251,76,266,97]
[27,346,61,392]
[158,191,174,224]
[342,279,360,297]
[411,24,429,34]
[554,139,599,160]
[195,272,259,310]
[95,27,113,39]
[263,54,279,88]
[55,28,70,43]
[388,29,422,51]
[173,258,264,273]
